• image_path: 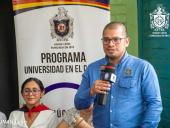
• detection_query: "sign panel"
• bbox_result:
[12,0,110,119]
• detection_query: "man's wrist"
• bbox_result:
[90,87,95,96]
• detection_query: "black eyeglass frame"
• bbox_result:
[101,37,127,45]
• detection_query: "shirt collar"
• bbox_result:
[118,51,129,65]
[104,51,129,66]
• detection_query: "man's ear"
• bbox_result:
[125,37,130,47]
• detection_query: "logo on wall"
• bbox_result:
[149,4,170,37]
[50,7,74,41]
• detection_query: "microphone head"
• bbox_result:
[103,65,115,73]
[101,63,115,72]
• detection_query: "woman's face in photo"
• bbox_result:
[22,81,44,106]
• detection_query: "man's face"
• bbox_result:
[102,27,130,60]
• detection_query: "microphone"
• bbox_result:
[97,63,116,105]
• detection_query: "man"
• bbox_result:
[74,21,162,128]
[0,111,6,128]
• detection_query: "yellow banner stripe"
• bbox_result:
[13,1,110,11]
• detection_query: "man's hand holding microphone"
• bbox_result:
[90,80,111,97]
[90,64,116,105]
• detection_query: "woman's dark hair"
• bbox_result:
[21,77,44,93]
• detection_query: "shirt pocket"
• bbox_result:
[117,78,139,98]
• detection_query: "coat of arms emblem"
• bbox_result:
[50,7,73,40]
[150,5,169,31]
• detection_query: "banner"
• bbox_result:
[12,0,110,119]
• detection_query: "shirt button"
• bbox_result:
[110,110,112,113]
[110,123,113,127]
[111,96,114,99]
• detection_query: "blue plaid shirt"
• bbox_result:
[74,52,162,128]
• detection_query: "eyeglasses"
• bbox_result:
[101,37,127,45]
[23,88,41,95]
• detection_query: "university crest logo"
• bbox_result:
[150,5,169,31]
[50,7,74,40]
